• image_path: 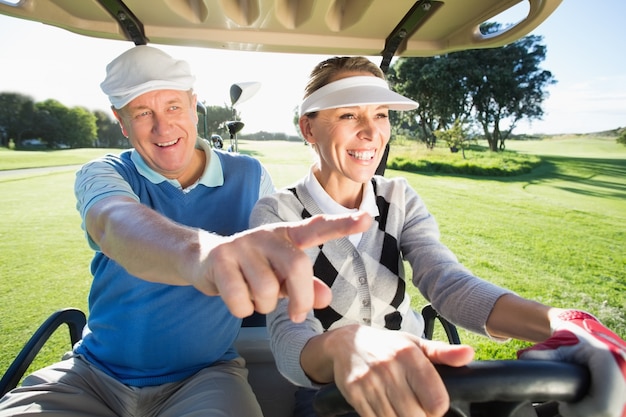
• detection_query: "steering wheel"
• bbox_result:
[313,360,590,417]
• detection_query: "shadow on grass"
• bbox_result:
[522,156,626,200]
[393,153,626,200]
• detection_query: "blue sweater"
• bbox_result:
[75,149,262,386]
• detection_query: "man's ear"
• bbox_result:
[299,115,315,145]
[190,92,198,124]
[112,107,129,138]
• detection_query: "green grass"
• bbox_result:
[239,140,313,188]
[390,135,626,357]
[388,141,542,176]
[0,170,93,376]
[0,147,120,171]
[1,136,624,376]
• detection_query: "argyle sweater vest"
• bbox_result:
[260,176,421,334]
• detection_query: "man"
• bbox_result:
[0,45,370,416]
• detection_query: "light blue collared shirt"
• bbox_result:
[131,138,273,196]
[75,138,274,249]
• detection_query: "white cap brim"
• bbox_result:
[300,76,418,115]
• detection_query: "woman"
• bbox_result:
[249,56,625,417]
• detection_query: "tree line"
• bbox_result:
[0,93,240,150]
[0,93,121,149]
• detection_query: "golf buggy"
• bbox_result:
[0,1,590,416]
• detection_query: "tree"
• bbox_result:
[433,118,475,159]
[204,104,237,137]
[33,100,64,148]
[389,26,555,152]
[292,105,303,140]
[94,110,128,148]
[34,100,97,148]
[0,92,36,147]
[463,25,555,151]
[64,106,98,148]
[389,55,472,148]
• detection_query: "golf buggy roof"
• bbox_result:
[0,0,561,69]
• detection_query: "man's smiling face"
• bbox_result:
[115,89,200,182]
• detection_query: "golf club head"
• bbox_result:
[230,82,261,107]
[226,121,245,135]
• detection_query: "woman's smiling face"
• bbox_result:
[300,72,391,204]
[305,103,390,182]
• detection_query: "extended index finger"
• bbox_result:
[276,212,372,321]
[286,212,372,250]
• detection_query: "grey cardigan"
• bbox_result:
[249,175,511,387]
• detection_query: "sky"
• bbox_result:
[0,0,624,137]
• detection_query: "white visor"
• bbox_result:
[299,76,418,115]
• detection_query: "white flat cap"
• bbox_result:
[101,45,196,109]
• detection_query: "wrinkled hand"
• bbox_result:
[518,310,626,417]
[195,212,372,322]
[330,325,474,417]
